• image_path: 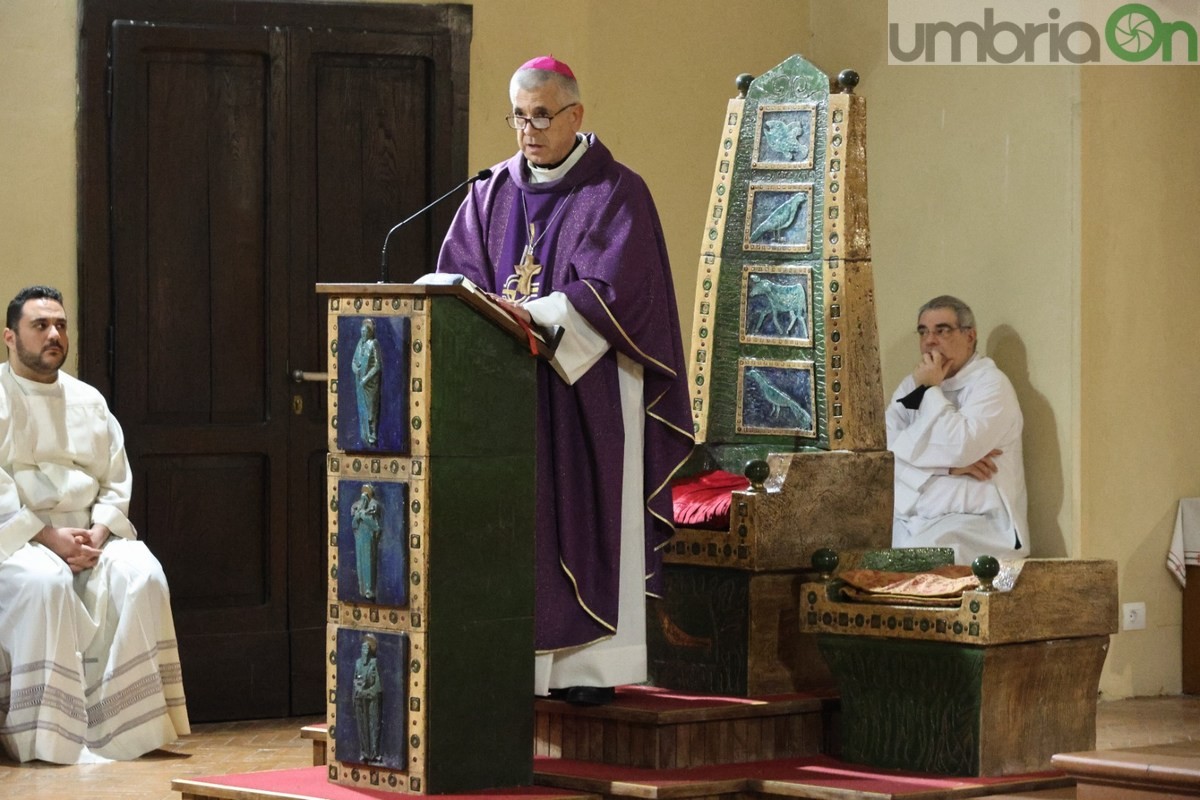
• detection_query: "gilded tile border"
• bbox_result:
[327,624,429,792]
[326,295,429,460]
[326,455,427,632]
[688,97,745,442]
[823,94,848,445]
[799,581,992,645]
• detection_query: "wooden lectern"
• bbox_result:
[316,283,547,794]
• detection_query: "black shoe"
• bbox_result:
[556,686,615,707]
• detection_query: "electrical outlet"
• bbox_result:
[1123,602,1146,631]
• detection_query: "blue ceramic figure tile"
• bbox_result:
[337,315,410,453]
[744,185,814,253]
[742,266,813,345]
[739,360,816,436]
[337,479,409,607]
[335,627,409,769]
[752,104,817,170]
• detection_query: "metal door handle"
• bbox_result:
[291,369,329,384]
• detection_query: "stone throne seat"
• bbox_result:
[649,55,894,697]
[800,547,1119,776]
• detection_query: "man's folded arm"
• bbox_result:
[890,381,1017,470]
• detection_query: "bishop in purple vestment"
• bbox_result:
[437,56,692,703]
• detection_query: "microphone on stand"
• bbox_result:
[379,168,494,283]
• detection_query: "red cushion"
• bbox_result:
[671,469,751,530]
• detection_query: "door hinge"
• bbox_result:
[105,50,113,120]
[106,323,116,384]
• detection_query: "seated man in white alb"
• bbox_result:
[0,285,189,763]
[886,295,1028,564]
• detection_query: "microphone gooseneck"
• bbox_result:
[379,168,494,283]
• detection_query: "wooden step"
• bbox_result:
[531,754,1072,799]
[1052,739,1200,799]
[971,790,1076,799]
[301,687,838,770]
[301,724,328,767]
[533,685,836,768]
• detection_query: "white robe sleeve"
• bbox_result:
[0,390,45,561]
[886,377,940,514]
[0,494,45,563]
[524,291,610,385]
[90,410,135,540]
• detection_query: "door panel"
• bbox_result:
[110,21,292,719]
[284,29,459,713]
[84,0,470,721]
[312,43,432,283]
[143,454,269,609]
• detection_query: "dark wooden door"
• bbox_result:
[80,0,469,721]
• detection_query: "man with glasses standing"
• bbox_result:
[437,57,692,705]
[886,295,1028,563]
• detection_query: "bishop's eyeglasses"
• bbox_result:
[506,103,578,131]
[916,324,971,340]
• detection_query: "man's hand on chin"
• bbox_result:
[912,351,949,387]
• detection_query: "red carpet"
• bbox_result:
[178,758,1070,800]
[176,767,590,800]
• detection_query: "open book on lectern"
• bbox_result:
[415,272,565,357]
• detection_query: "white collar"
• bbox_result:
[528,135,588,184]
[941,353,985,391]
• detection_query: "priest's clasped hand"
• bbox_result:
[33,524,110,573]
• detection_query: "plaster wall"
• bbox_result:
[0,0,78,353]
[1079,66,1200,697]
[808,1,1080,566]
[3,0,1197,700]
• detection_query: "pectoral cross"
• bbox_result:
[514,223,542,298]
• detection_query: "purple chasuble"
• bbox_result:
[437,135,694,651]
[494,191,569,302]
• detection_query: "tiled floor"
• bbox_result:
[2,695,1198,799]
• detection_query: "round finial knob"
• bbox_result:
[735,73,754,98]
[837,69,860,93]
[744,459,770,492]
[812,547,839,581]
[972,555,1001,592]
